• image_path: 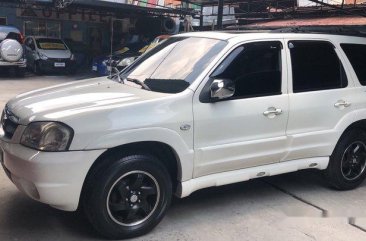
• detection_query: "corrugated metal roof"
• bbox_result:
[247,16,366,27]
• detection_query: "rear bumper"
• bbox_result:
[0,59,26,68]
[0,138,105,211]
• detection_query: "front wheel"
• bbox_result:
[324,129,366,190]
[83,154,172,239]
[33,61,43,75]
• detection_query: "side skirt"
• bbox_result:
[176,157,329,198]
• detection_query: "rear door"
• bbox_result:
[285,40,356,161]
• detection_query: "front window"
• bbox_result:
[36,38,67,50]
[121,37,227,94]
[210,41,283,99]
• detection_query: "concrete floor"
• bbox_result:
[1,73,366,241]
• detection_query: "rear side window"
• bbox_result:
[289,41,347,93]
[341,44,366,86]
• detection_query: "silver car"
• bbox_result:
[24,36,75,74]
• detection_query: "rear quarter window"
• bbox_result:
[341,44,366,86]
[289,40,347,93]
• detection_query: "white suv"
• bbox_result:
[1,30,366,239]
[0,25,26,76]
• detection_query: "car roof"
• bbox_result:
[0,25,20,34]
[176,31,235,40]
[175,31,366,43]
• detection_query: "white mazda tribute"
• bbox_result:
[1,30,366,239]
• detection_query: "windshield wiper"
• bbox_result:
[108,67,151,91]
[124,77,151,91]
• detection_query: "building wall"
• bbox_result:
[0,6,112,53]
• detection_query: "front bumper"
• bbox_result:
[0,138,105,211]
[39,59,74,72]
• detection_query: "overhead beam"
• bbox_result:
[217,0,224,29]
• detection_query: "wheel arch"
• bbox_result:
[333,119,366,154]
[80,141,183,209]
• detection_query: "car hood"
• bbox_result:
[6,77,169,125]
[38,49,71,59]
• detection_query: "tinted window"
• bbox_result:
[211,41,282,99]
[341,44,366,86]
[289,41,347,93]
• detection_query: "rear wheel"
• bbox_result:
[324,129,366,190]
[83,154,172,239]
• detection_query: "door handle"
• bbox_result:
[263,107,282,117]
[334,100,351,108]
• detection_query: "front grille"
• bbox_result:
[1,107,19,139]
[48,58,68,62]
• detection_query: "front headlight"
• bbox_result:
[70,54,75,61]
[20,122,74,151]
[38,52,48,60]
[118,57,135,67]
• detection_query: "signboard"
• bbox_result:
[16,7,113,23]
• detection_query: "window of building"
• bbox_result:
[341,44,366,86]
[211,41,282,99]
[24,20,61,38]
[289,41,347,93]
[0,17,7,25]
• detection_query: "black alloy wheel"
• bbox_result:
[340,141,366,181]
[325,128,366,190]
[107,171,160,226]
[83,154,172,239]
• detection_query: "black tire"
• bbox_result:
[83,154,172,239]
[324,128,366,190]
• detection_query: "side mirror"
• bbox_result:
[210,78,235,101]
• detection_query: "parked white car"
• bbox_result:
[24,36,75,74]
[1,30,366,239]
[0,25,26,77]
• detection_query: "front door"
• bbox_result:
[193,40,289,177]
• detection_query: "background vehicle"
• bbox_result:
[0,25,26,77]
[115,35,170,70]
[92,35,170,76]
[63,38,92,71]
[25,36,75,75]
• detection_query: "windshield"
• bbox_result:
[121,37,227,94]
[36,38,67,50]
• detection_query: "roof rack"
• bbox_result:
[223,25,366,38]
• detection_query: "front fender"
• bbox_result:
[85,127,194,181]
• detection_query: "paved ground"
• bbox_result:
[1,73,366,241]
